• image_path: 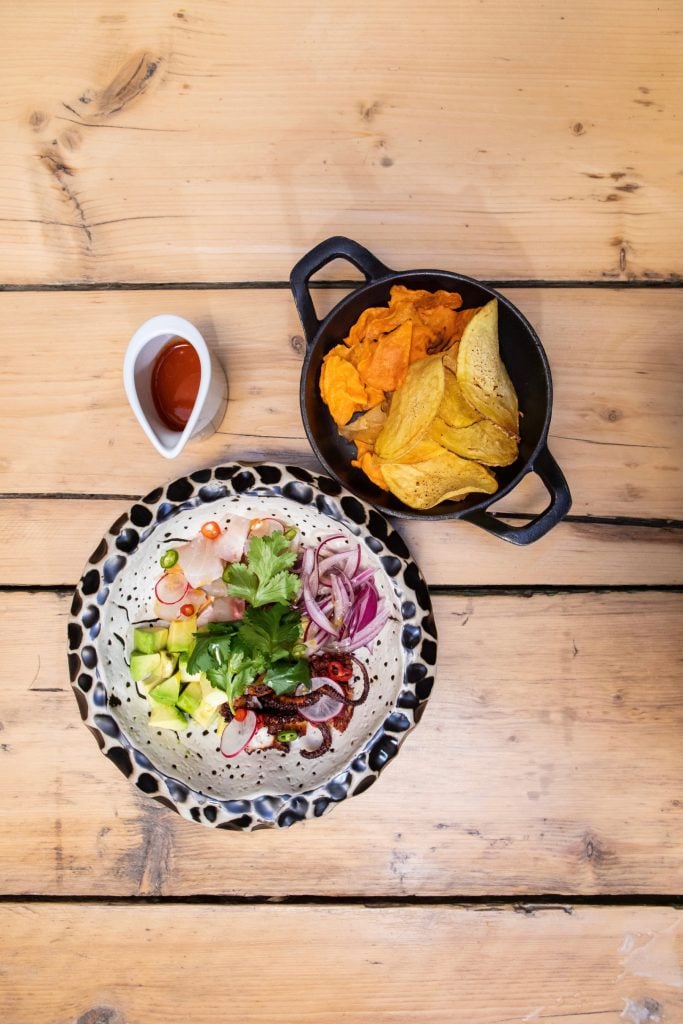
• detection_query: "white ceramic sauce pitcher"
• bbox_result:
[124,314,228,459]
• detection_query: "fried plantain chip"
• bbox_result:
[382,449,498,509]
[375,355,445,460]
[339,403,388,444]
[428,415,519,466]
[320,354,369,426]
[455,299,519,436]
[438,368,481,427]
[364,321,413,392]
[381,436,444,464]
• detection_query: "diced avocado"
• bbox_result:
[167,615,197,653]
[148,703,187,731]
[130,652,161,682]
[178,651,202,683]
[177,680,202,714]
[133,625,168,654]
[149,673,181,706]
[137,651,178,692]
[199,675,215,697]
[191,688,226,728]
[159,651,178,677]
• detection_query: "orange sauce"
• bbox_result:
[151,337,201,432]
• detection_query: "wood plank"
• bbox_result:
[2,497,682,586]
[2,903,682,1023]
[2,590,682,897]
[2,288,682,518]
[1,1,681,284]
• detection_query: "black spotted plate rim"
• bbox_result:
[67,462,437,830]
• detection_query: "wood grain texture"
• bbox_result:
[2,903,682,1023]
[2,287,682,517]
[1,1,681,284]
[1,497,682,586]
[3,590,682,897]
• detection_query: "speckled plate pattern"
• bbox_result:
[67,463,437,829]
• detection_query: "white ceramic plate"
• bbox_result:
[68,463,437,829]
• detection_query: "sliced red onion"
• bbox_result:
[329,573,342,625]
[220,710,257,758]
[318,551,354,577]
[350,567,376,587]
[335,606,391,652]
[154,572,189,605]
[303,578,336,635]
[356,583,379,632]
[299,678,344,723]
[315,534,347,559]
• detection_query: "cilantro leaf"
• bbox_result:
[248,532,297,579]
[226,532,300,608]
[239,604,302,663]
[186,627,237,676]
[253,569,300,608]
[225,563,259,604]
[207,638,264,709]
[265,658,311,695]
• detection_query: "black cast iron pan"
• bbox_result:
[290,236,571,545]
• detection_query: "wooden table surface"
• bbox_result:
[2,2,682,1021]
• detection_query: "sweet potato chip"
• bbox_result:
[382,449,498,509]
[347,338,376,379]
[339,404,388,444]
[346,305,405,346]
[357,451,388,490]
[456,299,519,436]
[389,285,463,311]
[439,368,481,428]
[325,343,352,361]
[375,355,445,461]
[419,306,462,353]
[408,318,435,362]
[320,354,369,426]
[364,321,413,392]
[429,416,519,466]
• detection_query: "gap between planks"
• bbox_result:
[0,280,682,292]
[0,894,681,909]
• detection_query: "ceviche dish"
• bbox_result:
[128,513,390,761]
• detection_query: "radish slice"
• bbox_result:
[220,710,258,758]
[249,516,285,538]
[300,678,344,723]
[155,572,189,605]
[154,587,206,622]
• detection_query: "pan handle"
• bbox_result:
[290,236,393,344]
[461,445,572,545]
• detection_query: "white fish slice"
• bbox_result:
[214,514,251,563]
[196,596,245,627]
[177,534,225,589]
